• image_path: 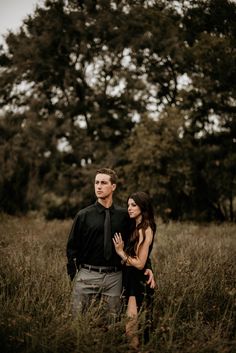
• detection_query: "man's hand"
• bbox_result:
[67,261,76,281]
[144,268,156,289]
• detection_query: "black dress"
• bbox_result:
[122,265,154,311]
[122,258,155,343]
[122,230,155,311]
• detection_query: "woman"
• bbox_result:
[113,191,156,350]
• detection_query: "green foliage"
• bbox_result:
[0,0,235,221]
[118,108,193,220]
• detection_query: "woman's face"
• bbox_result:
[127,198,142,220]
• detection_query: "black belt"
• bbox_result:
[81,264,121,273]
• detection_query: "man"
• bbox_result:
[66,168,155,317]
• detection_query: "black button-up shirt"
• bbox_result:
[66,201,131,269]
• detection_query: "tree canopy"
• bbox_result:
[0,0,235,221]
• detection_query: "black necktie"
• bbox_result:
[104,208,112,261]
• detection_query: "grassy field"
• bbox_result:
[0,213,235,353]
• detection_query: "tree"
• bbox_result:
[0,0,235,221]
[179,0,236,220]
[0,0,184,216]
[118,108,194,220]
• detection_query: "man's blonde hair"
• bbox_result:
[96,168,117,184]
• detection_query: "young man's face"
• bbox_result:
[94,173,116,199]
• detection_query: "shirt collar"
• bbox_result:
[95,200,115,214]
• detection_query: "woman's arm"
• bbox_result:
[113,227,153,270]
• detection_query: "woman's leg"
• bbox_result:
[126,296,139,350]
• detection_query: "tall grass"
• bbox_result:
[0,214,235,353]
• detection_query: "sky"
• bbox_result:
[0,0,42,45]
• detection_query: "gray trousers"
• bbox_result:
[72,268,123,318]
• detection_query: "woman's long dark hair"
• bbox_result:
[125,191,156,257]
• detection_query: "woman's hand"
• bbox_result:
[112,232,124,255]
